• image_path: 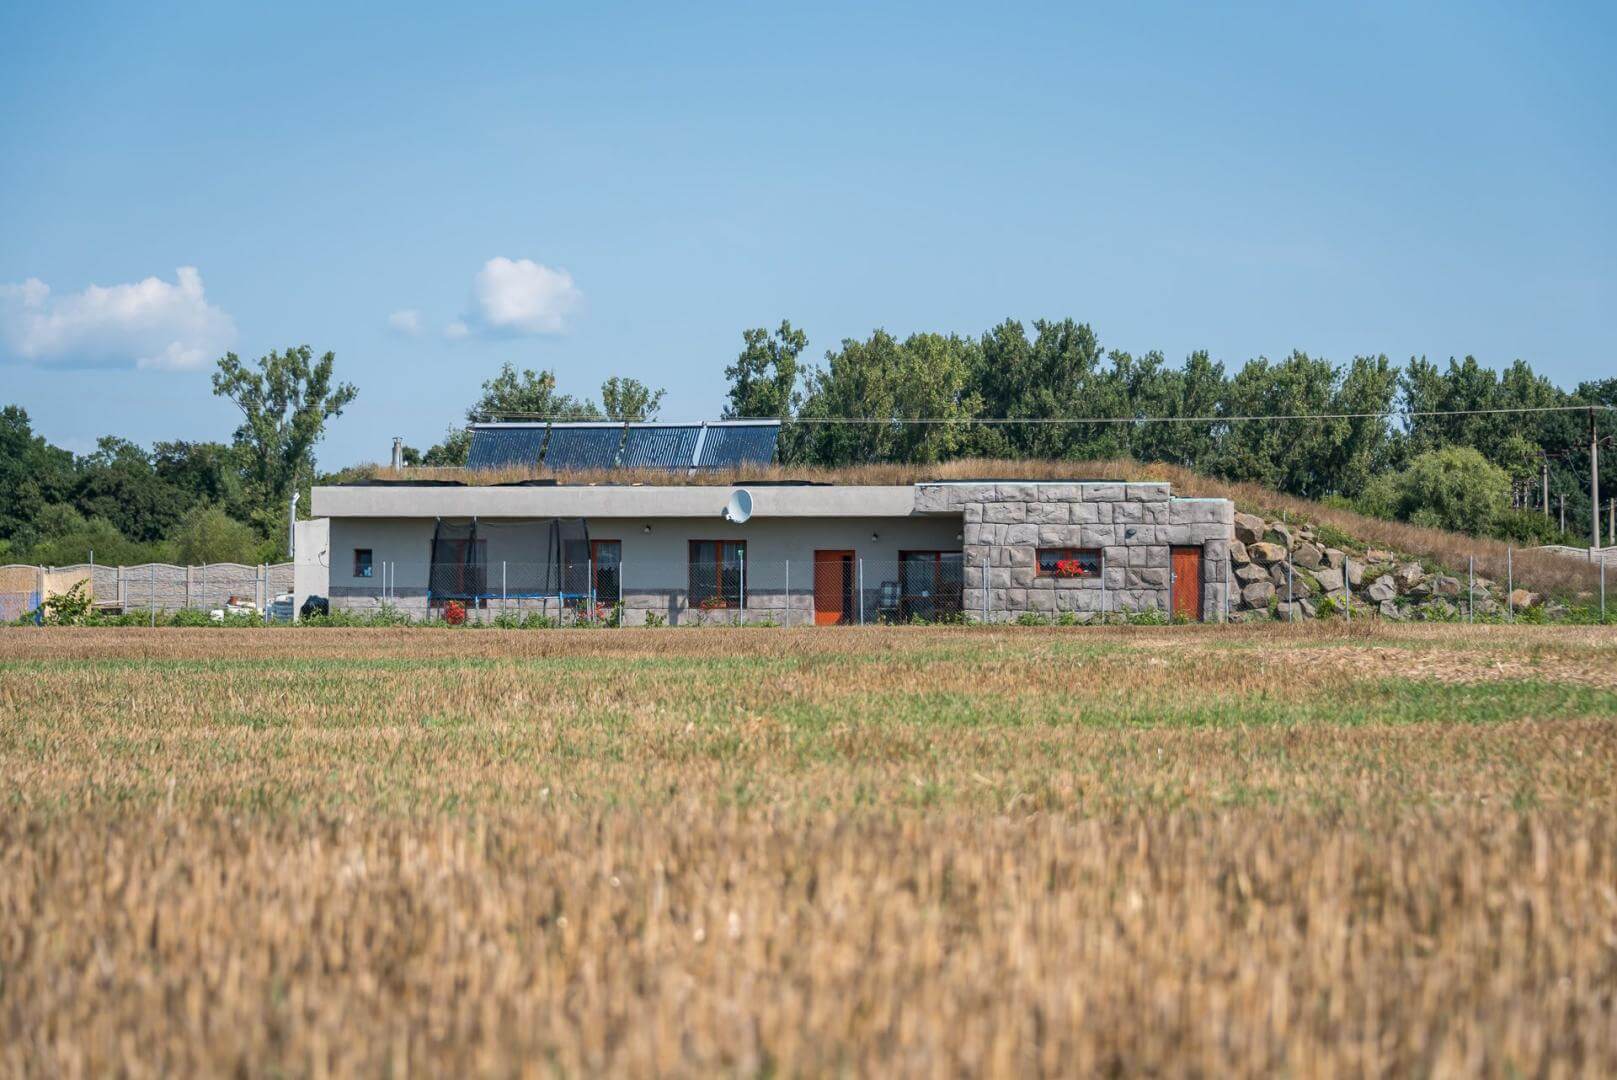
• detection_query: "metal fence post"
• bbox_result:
[1099,550,1107,625]
[1602,555,1607,622]
[784,559,790,627]
[502,560,507,614]
[1468,555,1475,623]
[149,563,155,627]
[739,550,745,619]
[1287,559,1294,623]
[858,558,865,625]
[617,557,624,627]
[1223,548,1230,624]
[1506,547,1513,621]
[982,553,990,624]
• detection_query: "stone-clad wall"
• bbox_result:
[914,482,1234,621]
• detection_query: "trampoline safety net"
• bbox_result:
[429,518,592,602]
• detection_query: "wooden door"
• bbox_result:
[814,550,854,625]
[1170,546,1202,621]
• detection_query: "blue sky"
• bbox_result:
[2,1,1613,467]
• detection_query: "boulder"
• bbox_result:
[1366,575,1397,603]
[1248,541,1288,565]
[1433,576,1461,599]
[1394,562,1425,593]
[1366,548,1396,562]
[1233,512,1266,546]
[1234,562,1269,585]
[1265,522,1295,549]
[1509,588,1540,609]
[1228,540,1251,566]
[1276,599,1316,620]
[1379,599,1405,620]
[1241,580,1276,608]
[1314,565,1345,594]
[1344,557,1365,589]
[1292,542,1325,569]
[1324,548,1346,570]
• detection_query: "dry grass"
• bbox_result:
[368,456,1607,597]
[3,625,1616,1075]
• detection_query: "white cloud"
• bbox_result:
[443,320,470,340]
[388,308,423,335]
[0,266,236,371]
[469,256,581,335]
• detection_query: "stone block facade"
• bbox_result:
[914,482,1235,621]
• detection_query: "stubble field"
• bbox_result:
[2,624,1616,1076]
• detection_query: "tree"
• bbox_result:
[600,377,665,422]
[791,330,981,465]
[71,437,190,542]
[172,504,263,564]
[0,405,75,546]
[723,321,806,420]
[1361,446,1512,534]
[970,319,1125,460]
[152,440,248,518]
[21,503,175,566]
[466,364,601,422]
[212,346,357,526]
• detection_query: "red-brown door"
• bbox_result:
[1171,546,1202,621]
[814,550,854,625]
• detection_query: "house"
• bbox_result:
[310,475,1236,624]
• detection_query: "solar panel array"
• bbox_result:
[620,424,703,470]
[695,423,780,469]
[461,421,779,472]
[466,426,548,470]
[539,425,626,471]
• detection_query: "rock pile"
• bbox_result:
[1227,512,1538,621]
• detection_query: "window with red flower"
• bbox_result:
[1036,547,1101,578]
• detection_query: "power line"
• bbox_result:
[479,403,1610,426]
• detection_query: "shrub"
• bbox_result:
[1488,508,1569,547]
[642,611,666,628]
[172,505,261,565]
[1380,447,1511,535]
[40,581,94,626]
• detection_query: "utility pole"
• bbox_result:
[1593,407,1602,552]
[1559,494,1566,535]
[289,490,300,563]
[1542,458,1550,517]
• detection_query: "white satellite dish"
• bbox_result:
[722,488,754,524]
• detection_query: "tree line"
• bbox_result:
[721,319,1612,542]
[2,320,1611,565]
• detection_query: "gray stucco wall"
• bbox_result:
[328,514,963,625]
[319,481,1235,623]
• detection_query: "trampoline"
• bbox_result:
[428,517,594,609]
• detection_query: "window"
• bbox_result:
[898,550,964,621]
[354,549,373,578]
[589,540,621,602]
[689,540,745,608]
[1036,547,1101,578]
